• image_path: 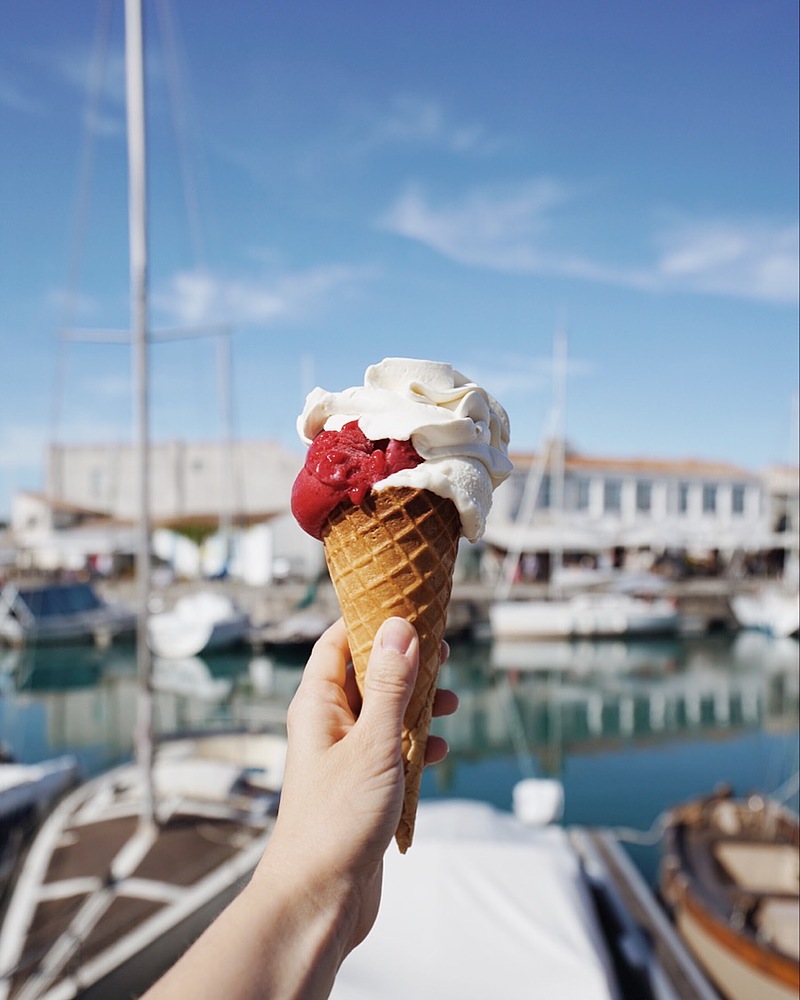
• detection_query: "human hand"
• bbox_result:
[253,617,457,957]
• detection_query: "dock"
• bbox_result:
[96,575,750,649]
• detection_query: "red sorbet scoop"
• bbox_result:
[291,420,422,539]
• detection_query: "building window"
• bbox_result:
[677,482,689,515]
[636,480,652,514]
[575,476,590,511]
[604,479,622,514]
[508,474,526,521]
[90,467,106,501]
[731,484,745,516]
[537,474,552,510]
[702,484,717,514]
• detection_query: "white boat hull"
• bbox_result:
[490,594,680,641]
[147,592,251,659]
[0,757,79,825]
[730,588,800,639]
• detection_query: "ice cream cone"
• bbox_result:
[322,485,460,852]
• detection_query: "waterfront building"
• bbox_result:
[6,440,798,584]
[10,440,320,583]
[483,445,798,580]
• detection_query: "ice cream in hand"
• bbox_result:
[291,358,511,851]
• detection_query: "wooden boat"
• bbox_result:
[0,583,136,649]
[0,731,286,1000]
[659,787,800,1000]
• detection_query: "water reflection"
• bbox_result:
[1,634,797,789]
[434,633,799,775]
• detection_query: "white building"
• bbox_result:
[8,439,798,585]
[11,440,322,583]
[484,446,798,579]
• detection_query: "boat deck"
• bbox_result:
[1,732,286,1000]
[6,804,270,999]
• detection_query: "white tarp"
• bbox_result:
[330,799,620,1000]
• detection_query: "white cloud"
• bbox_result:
[654,220,799,304]
[379,180,569,272]
[353,95,493,156]
[379,181,800,305]
[152,261,374,328]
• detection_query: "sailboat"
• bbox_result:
[0,4,287,997]
[489,332,680,643]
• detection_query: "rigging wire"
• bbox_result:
[154,0,246,541]
[49,0,116,458]
[153,0,209,271]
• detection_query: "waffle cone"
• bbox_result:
[322,486,460,852]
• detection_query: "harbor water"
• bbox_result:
[1,629,797,886]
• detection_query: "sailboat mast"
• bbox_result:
[551,328,568,585]
[125,0,156,826]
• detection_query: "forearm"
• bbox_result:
[142,850,357,1000]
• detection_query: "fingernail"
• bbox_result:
[379,617,414,654]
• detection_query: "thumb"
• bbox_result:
[357,618,419,741]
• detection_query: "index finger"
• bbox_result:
[301,617,350,688]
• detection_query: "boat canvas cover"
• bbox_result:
[330,800,619,1000]
[14,583,104,619]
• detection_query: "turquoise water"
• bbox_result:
[1,629,797,884]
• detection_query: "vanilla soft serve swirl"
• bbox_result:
[297,358,512,541]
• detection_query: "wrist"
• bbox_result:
[247,839,363,996]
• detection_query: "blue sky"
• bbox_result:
[1,0,798,519]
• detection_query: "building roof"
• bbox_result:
[507,450,759,480]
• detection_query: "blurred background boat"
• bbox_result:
[0,754,79,902]
[490,590,681,641]
[0,582,136,649]
[0,4,286,998]
[730,582,800,640]
[147,591,251,659]
[0,730,287,1000]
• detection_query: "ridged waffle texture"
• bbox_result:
[322,486,460,852]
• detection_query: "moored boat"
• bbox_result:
[0,583,136,649]
[331,780,715,1000]
[0,5,287,999]
[490,591,681,641]
[147,591,251,659]
[0,730,287,1000]
[659,787,800,1000]
[730,584,800,640]
[0,755,80,902]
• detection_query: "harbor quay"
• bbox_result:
[94,574,751,643]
